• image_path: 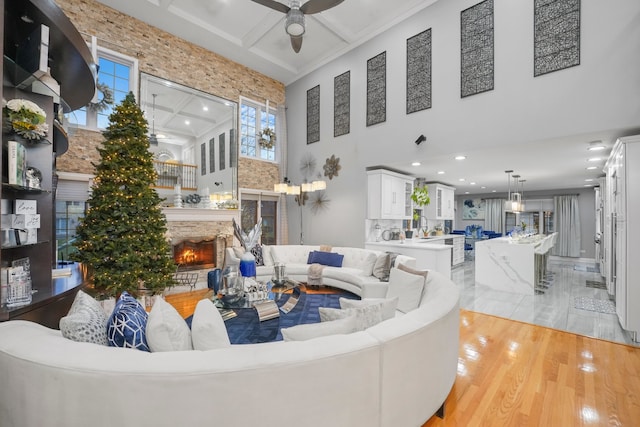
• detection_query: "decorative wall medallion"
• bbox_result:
[460,0,494,98]
[323,154,341,180]
[311,191,330,215]
[406,28,432,114]
[307,85,320,144]
[334,70,350,137]
[534,0,580,76]
[366,51,386,126]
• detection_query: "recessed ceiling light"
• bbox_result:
[203,106,209,111]
[585,178,594,182]
[459,178,465,182]
[437,171,445,175]
[586,166,598,170]
[185,120,190,125]
[588,145,605,151]
[481,186,486,189]
[584,184,593,187]
[455,155,466,160]
[492,190,497,192]
[470,182,476,185]
[411,162,421,166]
[464,191,470,194]
[588,157,601,162]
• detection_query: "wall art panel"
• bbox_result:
[307,85,320,144]
[366,51,386,126]
[460,0,494,98]
[406,29,432,114]
[334,71,350,137]
[534,0,580,76]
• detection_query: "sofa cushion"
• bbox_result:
[307,250,344,267]
[191,299,231,350]
[339,297,398,321]
[319,304,383,331]
[334,247,378,276]
[59,290,108,346]
[397,263,429,281]
[107,291,150,351]
[372,253,391,280]
[270,245,320,264]
[281,315,357,341]
[146,297,192,352]
[386,268,425,313]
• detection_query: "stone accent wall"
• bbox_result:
[238,158,280,191]
[55,0,285,190]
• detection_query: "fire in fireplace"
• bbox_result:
[173,239,216,270]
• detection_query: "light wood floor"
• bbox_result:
[423,310,640,426]
[165,291,640,426]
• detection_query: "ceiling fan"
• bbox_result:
[251,0,345,53]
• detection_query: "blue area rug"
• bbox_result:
[187,290,359,344]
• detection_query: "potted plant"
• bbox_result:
[411,184,430,235]
[434,223,444,236]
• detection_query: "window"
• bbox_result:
[72,47,138,130]
[55,200,86,263]
[240,193,279,245]
[240,99,276,161]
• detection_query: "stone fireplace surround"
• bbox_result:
[163,208,238,291]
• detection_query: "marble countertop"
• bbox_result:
[365,239,453,251]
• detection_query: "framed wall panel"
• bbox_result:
[334,71,350,137]
[534,0,580,76]
[366,51,386,126]
[208,137,215,173]
[200,143,206,175]
[406,29,432,114]
[307,85,320,144]
[460,0,494,98]
[219,133,226,171]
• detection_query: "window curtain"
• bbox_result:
[552,195,581,257]
[276,103,289,244]
[484,198,504,234]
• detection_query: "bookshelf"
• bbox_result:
[1,0,96,327]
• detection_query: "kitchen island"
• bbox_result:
[365,237,453,278]
[474,234,556,295]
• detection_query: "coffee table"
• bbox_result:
[214,278,302,314]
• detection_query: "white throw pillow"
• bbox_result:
[59,290,108,346]
[386,267,425,313]
[146,297,193,352]
[319,304,383,331]
[191,299,231,350]
[281,315,357,341]
[339,297,399,321]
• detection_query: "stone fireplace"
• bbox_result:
[163,207,239,275]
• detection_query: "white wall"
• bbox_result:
[284,0,640,247]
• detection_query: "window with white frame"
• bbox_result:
[72,47,138,130]
[240,98,276,161]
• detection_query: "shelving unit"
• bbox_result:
[1,0,95,327]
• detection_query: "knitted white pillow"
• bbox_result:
[319,303,383,331]
[59,290,108,346]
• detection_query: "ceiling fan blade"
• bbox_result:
[300,0,344,14]
[290,35,303,53]
[251,0,290,14]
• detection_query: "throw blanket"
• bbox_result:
[308,263,324,287]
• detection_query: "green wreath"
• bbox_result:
[87,82,114,112]
[259,127,276,149]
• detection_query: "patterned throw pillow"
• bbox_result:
[339,297,399,321]
[59,290,109,345]
[250,244,264,266]
[107,291,150,352]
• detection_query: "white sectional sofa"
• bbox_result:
[0,269,460,427]
[225,245,415,298]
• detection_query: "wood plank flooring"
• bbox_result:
[423,310,640,426]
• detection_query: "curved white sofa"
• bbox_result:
[0,269,459,427]
[225,245,415,298]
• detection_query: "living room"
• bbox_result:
[1,0,640,426]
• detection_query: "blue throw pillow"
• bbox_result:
[307,250,344,267]
[107,291,150,352]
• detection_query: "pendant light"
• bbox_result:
[504,170,513,211]
[149,93,158,145]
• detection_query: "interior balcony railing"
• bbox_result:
[153,160,198,190]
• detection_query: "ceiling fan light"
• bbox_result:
[286,10,305,36]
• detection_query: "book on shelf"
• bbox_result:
[2,265,32,308]
[8,140,27,187]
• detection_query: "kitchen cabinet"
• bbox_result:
[367,169,413,220]
[424,183,455,220]
[1,0,95,327]
[604,135,640,341]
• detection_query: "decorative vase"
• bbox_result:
[405,230,413,239]
[239,251,257,278]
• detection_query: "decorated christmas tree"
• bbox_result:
[74,92,176,297]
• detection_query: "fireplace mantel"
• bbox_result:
[162,207,240,223]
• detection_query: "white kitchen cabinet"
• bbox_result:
[604,135,640,341]
[424,183,455,220]
[367,169,413,220]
